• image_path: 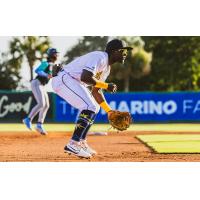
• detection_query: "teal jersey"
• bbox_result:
[35,61,52,76]
[35,61,53,85]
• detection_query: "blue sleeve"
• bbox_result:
[35,61,49,77]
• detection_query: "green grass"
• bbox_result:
[1,123,200,132]
[137,134,200,153]
[0,123,110,132]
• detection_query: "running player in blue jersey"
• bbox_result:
[23,48,59,135]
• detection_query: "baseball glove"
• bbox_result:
[108,110,132,131]
[52,64,63,77]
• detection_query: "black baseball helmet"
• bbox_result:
[105,39,133,52]
[47,48,59,57]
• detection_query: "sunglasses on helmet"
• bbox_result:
[116,49,128,55]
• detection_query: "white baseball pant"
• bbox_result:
[52,71,100,113]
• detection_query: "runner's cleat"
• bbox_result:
[22,118,32,130]
[35,123,48,135]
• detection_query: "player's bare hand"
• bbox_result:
[48,74,53,79]
[107,83,117,93]
[107,110,114,118]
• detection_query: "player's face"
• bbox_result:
[114,49,128,64]
[50,53,58,62]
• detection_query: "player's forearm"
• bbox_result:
[91,88,105,104]
[92,88,112,113]
[35,70,49,78]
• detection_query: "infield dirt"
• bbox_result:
[1,131,200,162]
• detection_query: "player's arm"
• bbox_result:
[81,69,117,113]
[35,62,52,78]
[92,87,115,119]
[81,69,117,93]
[91,86,112,112]
[81,69,113,114]
[92,87,106,104]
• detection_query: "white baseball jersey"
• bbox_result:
[63,51,110,83]
[52,51,110,113]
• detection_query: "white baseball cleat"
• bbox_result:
[80,140,97,155]
[64,140,92,159]
[35,123,48,135]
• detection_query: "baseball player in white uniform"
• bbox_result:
[52,39,132,158]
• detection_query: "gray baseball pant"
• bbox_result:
[28,79,49,123]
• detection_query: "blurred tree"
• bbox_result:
[140,36,200,91]
[63,36,109,63]
[9,36,50,81]
[0,53,21,89]
[64,36,151,92]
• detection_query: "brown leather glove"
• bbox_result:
[52,64,63,77]
[108,110,132,131]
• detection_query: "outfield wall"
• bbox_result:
[1,91,200,123]
[0,91,54,122]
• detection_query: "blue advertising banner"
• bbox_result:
[54,92,200,122]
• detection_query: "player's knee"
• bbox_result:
[88,104,100,114]
[37,102,45,109]
[95,105,100,114]
[45,102,50,109]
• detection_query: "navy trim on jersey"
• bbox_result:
[61,74,89,110]
[84,66,94,71]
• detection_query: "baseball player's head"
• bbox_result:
[47,48,59,62]
[105,39,133,64]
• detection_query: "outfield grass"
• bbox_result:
[1,123,200,132]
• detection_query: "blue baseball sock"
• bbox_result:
[71,110,96,142]
[80,114,97,140]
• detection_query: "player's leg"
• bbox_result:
[74,107,98,155]
[76,108,107,137]
[76,109,98,155]
[67,88,99,156]
[63,88,97,143]
[79,107,98,155]
[67,108,98,157]
[35,88,50,135]
[72,109,96,141]
[80,99,100,140]
[23,79,44,130]
[52,73,98,158]
[79,112,96,138]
